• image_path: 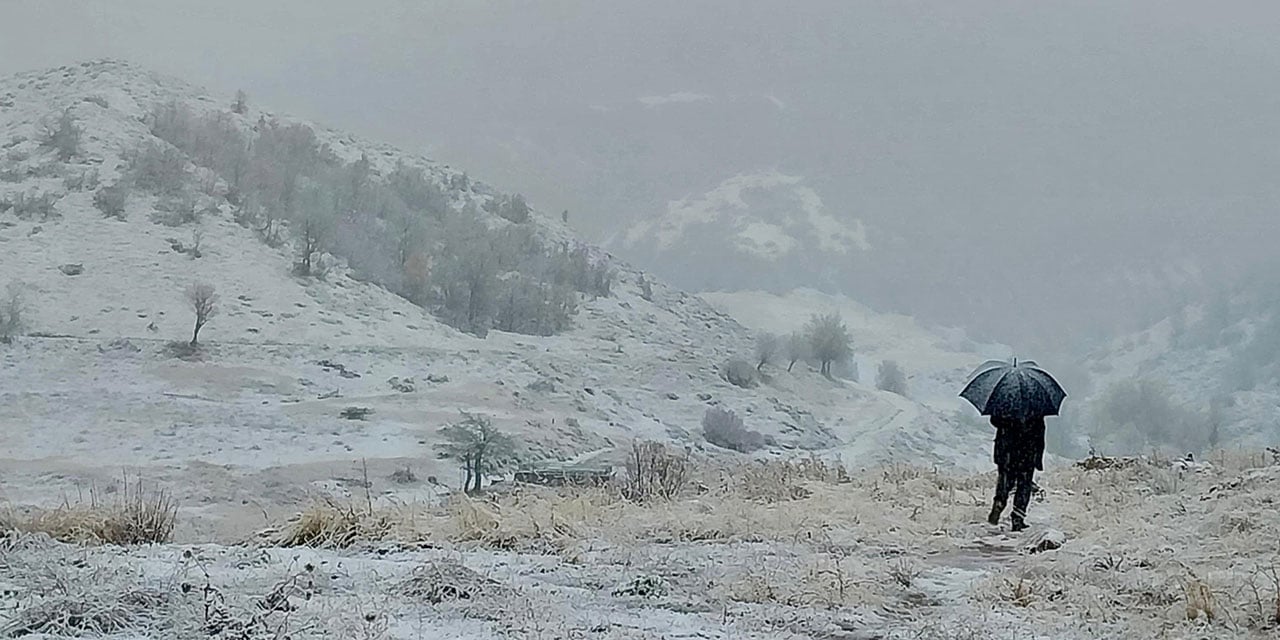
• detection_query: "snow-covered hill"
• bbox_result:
[1075,282,1280,453]
[0,61,999,540]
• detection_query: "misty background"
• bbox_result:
[6,0,1278,353]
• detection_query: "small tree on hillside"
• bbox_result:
[44,109,81,162]
[436,413,515,493]
[806,313,852,377]
[876,360,909,396]
[293,185,335,277]
[0,282,27,344]
[232,89,249,115]
[785,331,808,372]
[185,282,218,346]
[755,333,779,371]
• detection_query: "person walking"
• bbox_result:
[987,414,1045,531]
[960,359,1065,532]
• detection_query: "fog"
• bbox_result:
[5,0,1278,351]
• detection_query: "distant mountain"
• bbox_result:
[611,171,870,293]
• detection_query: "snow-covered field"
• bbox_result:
[4,454,1278,639]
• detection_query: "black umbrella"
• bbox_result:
[960,358,1067,418]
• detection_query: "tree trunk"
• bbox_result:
[190,321,201,347]
[788,360,796,372]
[471,452,483,493]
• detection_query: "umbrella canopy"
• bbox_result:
[960,358,1067,418]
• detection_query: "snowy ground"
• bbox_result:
[4,454,1279,639]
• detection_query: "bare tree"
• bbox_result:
[876,360,909,396]
[755,333,779,371]
[293,190,334,277]
[785,331,808,372]
[806,312,853,377]
[185,282,218,346]
[435,413,515,493]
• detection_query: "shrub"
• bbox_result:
[1091,378,1209,453]
[93,182,128,219]
[722,359,758,389]
[43,109,81,162]
[876,360,908,396]
[485,193,531,223]
[128,142,188,195]
[702,407,767,453]
[62,168,99,191]
[621,441,689,502]
[2,191,59,220]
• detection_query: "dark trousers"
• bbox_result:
[991,466,1035,526]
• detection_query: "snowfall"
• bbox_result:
[0,61,1277,639]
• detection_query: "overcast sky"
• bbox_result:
[5,1,1279,348]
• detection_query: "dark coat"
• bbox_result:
[991,415,1046,471]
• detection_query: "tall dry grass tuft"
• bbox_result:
[258,498,394,549]
[5,478,177,545]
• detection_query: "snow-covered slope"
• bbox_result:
[1078,284,1280,452]
[0,62,998,542]
[700,289,1011,411]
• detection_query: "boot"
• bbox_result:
[987,500,1005,526]
[1010,514,1027,532]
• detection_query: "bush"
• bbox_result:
[129,142,188,195]
[1091,378,1209,453]
[876,360,908,396]
[62,168,99,191]
[485,193,531,223]
[43,109,81,162]
[702,407,767,452]
[93,183,128,219]
[2,191,59,220]
[621,441,689,502]
[721,359,758,389]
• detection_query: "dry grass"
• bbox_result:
[258,498,397,549]
[4,478,177,545]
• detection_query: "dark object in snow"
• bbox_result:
[318,359,360,379]
[58,263,84,276]
[1026,529,1066,553]
[340,406,372,420]
[387,376,415,393]
[961,358,1067,419]
[514,464,614,487]
[426,373,449,384]
[612,575,668,598]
